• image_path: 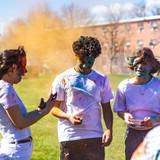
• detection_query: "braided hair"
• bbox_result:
[72,36,101,58]
[0,46,26,79]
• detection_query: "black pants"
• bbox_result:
[60,137,105,160]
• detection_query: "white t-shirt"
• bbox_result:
[114,77,160,119]
[51,68,113,142]
[0,80,31,143]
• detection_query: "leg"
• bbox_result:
[60,141,70,160]
[83,138,105,160]
[60,140,83,160]
[125,128,149,160]
[60,138,104,160]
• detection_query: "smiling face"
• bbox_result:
[133,57,153,79]
[127,47,160,80]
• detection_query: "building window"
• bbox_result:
[149,39,159,48]
[113,41,120,52]
[150,21,158,31]
[149,39,157,46]
[137,40,143,48]
[125,41,131,48]
[137,22,144,32]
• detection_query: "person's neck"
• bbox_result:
[74,63,92,75]
[131,75,152,85]
[2,74,13,85]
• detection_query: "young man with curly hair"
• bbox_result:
[50,36,113,160]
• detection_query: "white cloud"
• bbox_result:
[109,3,135,14]
[0,18,15,35]
[145,0,160,9]
[90,5,108,23]
[90,3,135,23]
[90,5,108,17]
[123,3,135,12]
[109,3,122,14]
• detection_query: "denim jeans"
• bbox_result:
[60,137,105,160]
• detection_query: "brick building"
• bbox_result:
[82,15,160,74]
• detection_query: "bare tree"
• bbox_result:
[99,6,127,73]
[27,3,63,30]
[151,6,160,16]
[128,2,160,18]
[59,2,94,27]
[131,2,147,18]
[102,24,126,73]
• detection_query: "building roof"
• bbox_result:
[81,15,160,29]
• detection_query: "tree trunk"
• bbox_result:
[109,59,113,74]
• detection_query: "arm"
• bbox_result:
[114,82,133,124]
[117,111,133,124]
[117,111,125,119]
[51,100,82,125]
[5,95,55,129]
[101,102,113,146]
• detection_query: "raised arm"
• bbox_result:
[5,95,55,129]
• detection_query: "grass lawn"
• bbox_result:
[14,73,128,160]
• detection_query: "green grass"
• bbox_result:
[14,73,128,160]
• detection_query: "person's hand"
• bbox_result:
[38,98,46,110]
[38,93,57,114]
[102,129,112,147]
[141,117,155,128]
[124,112,133,125]
[68,115,83,125]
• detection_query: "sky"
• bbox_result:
[0,0,159,33]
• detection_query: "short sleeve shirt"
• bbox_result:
[114,77,160,119]
[0,80,31,143]
[51,68,113,142]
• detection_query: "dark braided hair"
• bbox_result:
[72,36,101,58]
[0,46,26,79]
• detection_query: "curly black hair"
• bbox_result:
[72,36,101,58]
[0,46,26,79]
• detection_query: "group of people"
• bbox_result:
[0,36,160,160]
